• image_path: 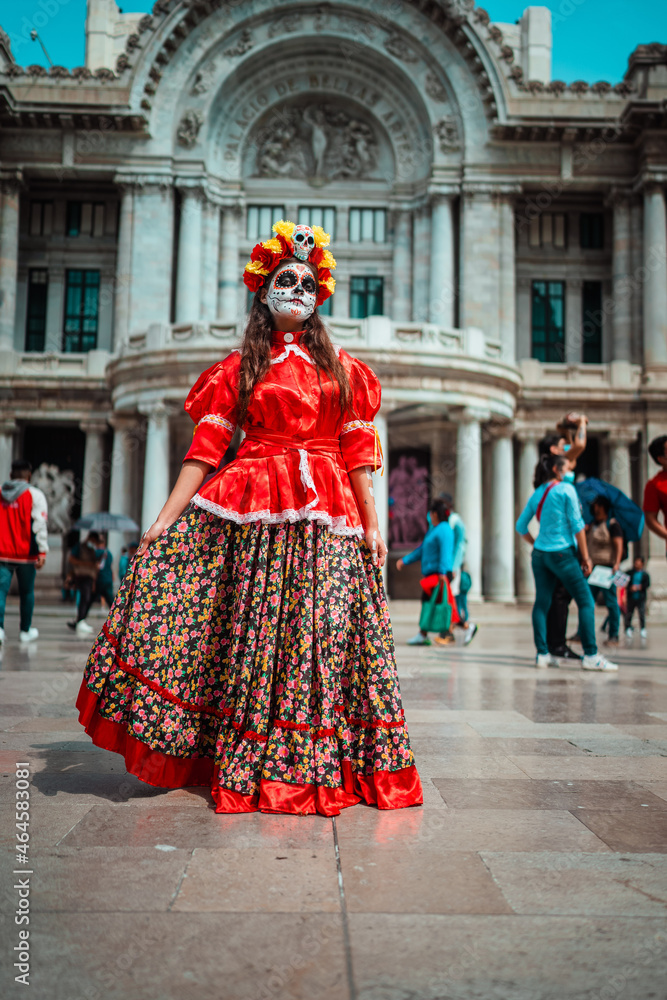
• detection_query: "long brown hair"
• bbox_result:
[236,258,353,427]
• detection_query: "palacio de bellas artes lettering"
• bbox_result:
[0,0,667,602]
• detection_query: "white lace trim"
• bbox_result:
[270,344,315,367]
[197,414,235,433]
[191,493,364,537]
[341,419,375,435]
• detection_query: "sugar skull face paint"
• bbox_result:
[265,263,317,321]
[291,224,315,261]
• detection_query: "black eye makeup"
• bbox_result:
[273,269,317,294]
[275,269,299,288]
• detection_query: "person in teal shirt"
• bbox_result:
[397,498,454,647]
[516,453,618,672]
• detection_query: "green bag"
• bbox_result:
[419,583,452,635]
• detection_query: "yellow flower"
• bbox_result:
[261,238,283,253]
[312,225,331,247]
[321,275,336,295]
[245,260,270,276]
[318,249,337,270]
[272,219,296,241]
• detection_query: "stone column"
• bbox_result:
[429,196,455,327]
[456,410,485,601]
[412,208,430,323]
[176,187,204,323]
[201,199,221,322]
[460,190,500,337]
[80,420,109,516]
[487,425,516,602]
[373,409,389,554]
[0,419,17,483]
[643,184,667,366]
[516,431,539,600]
[140,403,171,532]
[113,182,134,349]
[107,414,138,563]
[392,208,413,322]
[0,180,20,351]
[218,205,240,322]
[630,199,643,365]
[565,278,583,364]
[609,190,633,362]
[125,179,174,335]
[608,431,636,499]
[332,274,350,319]
[498,195,516,363]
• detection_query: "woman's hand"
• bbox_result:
[396,558,404,571]
[365,526,387,569]
[582,557,593,577]
[136,520,169,557]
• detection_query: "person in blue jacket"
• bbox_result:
[396,497,454,646]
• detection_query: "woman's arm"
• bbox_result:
[349,465,387,568]
[562,414,588,462]
[575,528,592,577]
[136,459,213,556]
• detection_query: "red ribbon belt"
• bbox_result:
[241,429,341,456]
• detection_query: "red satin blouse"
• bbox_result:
[183,330,383,537]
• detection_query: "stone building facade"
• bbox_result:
[0,0,666,599]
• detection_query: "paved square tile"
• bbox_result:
[2,602,667,1000]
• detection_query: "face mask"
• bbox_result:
[426,511,433,527]
[266,263,317,322]
[564,470,575,483]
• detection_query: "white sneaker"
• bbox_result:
[75,620,94,635]
[640,628,647,639]
[19,627,39,643]
[407,633,431,646]
[536,653,559,668]
[582,653,618,672]
[625,627,634,638]
[463,623,478,646]
[0,626,4,644]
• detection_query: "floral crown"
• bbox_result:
[243,219,336,306]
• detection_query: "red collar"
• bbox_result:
[271,329,304,347]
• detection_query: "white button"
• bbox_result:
[283,332,294,343]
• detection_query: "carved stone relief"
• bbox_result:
[224,29,253,58]
[177,110,204,148]
[433,116,460,152]
[425,71,448,102]
[31,464,76,535]
[254,102,379,181]
[384,33,419,63]
[268,14,303,37]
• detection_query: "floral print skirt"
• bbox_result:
[76,504,422,816]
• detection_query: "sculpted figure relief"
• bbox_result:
[255,103,378,181]
[31,463,76,535]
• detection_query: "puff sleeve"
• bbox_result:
[182,353,240,468]
[339,354,383,473]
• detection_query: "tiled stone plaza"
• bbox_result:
[2,599,666,1000]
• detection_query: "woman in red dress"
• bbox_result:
[76,220,423,815]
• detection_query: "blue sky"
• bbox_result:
[2,0,665,82]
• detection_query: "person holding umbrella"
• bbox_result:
[586,496,624,648]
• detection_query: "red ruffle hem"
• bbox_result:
[76,681,423,816]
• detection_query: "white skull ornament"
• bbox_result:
[291,224,315,261]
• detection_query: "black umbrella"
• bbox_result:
[74,513,139,532]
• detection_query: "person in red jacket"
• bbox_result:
[0,460,49,644]
[643,435,667,553]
